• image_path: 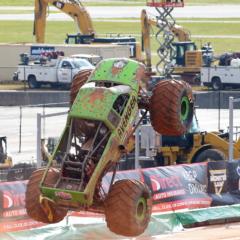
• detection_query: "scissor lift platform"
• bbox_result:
[146,0,184,8]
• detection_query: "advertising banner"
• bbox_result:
[208,160,240,206]
[30,46,55,56]
[142,163,211,212]
[0,181,44,232]
[1,160,240,232]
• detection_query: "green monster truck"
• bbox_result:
[25,58,194,237]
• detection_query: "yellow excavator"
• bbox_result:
[141,9,209,82]
[0,136,12,169]
[34,0,95,43]
[34,0,142,60]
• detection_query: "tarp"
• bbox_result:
[2,204,240,240]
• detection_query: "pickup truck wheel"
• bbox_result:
[28,76,39,89]
[194,148,226,162]
[25,168,67,223]
[105,179,152,237]
[70,69,92,106]
[211,77,222,91]
[149,80,194,136]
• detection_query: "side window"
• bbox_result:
[61,61,72,69]
[113,94,130,116]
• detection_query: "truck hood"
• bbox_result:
[69,83,134,130]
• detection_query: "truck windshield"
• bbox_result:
[72,59,94,69]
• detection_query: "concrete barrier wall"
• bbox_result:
[0,43,130,81]
[1,90,240,108]
[0,90,69,106]
[194,91,240,109]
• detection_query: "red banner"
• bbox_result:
[0,181,45,232]
[1,161,240,233]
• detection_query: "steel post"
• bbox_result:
[37,113,42,168]
[229,97,234,161]
[135,114,140,169]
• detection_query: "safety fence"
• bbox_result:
[1,160,240,233]
[0,104,68,166]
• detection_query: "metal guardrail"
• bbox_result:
[36,110,68,168]
[0,165,36,182]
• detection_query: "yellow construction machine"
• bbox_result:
[34,0,142,60]
[34,0,94,43]
[141,9,212,82]
[156,116,240,165]
[0,136,12,169]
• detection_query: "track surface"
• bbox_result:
[1,220,240,240]
[1,5,240,19]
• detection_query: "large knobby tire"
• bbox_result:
[194,148,226,163]
[25,168,67,223]
[105,179,152,237]
[149,79,194,136]
[70,69,92,106]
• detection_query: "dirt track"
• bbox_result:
[149,223,240,240]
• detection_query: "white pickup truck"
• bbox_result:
[13,57,94,89]
[201,61,240,91]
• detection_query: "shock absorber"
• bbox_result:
[146,1,184,77]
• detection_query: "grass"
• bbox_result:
[0,0,240,6]
[181,22,240,36]
[0,82,26,90]
[1,20,240,53]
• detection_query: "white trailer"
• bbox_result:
[14,57,94,89]
[201,64,240,91]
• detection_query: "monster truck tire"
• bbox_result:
[194,148,226,163]
[25,168,67,223]
[105,179,152,237]
[70,69,92,105]
[149,79,194,136]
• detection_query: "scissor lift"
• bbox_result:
[146,0,184,77]
[147,0,184,7]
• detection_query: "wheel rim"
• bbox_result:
[213,80,219,90]
[29,80,33,88]
[180,96,190,121]
[213,82,217,89]
[136,197,147,221]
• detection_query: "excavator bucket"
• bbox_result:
[146,0,184,7]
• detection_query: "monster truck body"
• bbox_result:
[26,58,194,237]
[40,59,142,207]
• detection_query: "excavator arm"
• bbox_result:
[34,0,48,43]
[34,0,95,43]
